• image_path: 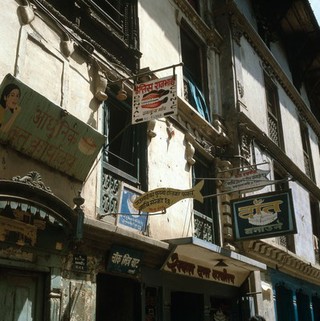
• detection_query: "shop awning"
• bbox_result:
[162,237,266,287]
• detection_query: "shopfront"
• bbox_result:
[141,237,266,321]
[270,269,320,321]
[0,178,79,321]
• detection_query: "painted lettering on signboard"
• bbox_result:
[132,75,177,124]
[0,74,105,181]
[231,189,297,240]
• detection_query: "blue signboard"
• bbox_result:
[117,183,148,232]
[231,189,297,240]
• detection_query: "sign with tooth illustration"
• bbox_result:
[132,75,177,124]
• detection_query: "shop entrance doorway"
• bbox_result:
[171,291,204,321]
[96,273,141,321]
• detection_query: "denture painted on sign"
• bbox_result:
[142,89,169,100]
[141,96,168,109]
[141,89,169,109]
[133,180,204,213]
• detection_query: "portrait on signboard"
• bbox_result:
[0,83,22,133]
[117,183,148,232]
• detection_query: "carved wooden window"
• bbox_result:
[265,74,284,148]
[299,119,315,181]
[274,165,295,252]
[37,0,140,71]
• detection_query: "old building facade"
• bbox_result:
[0,0,320,321]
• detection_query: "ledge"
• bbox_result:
[243,239,320,286]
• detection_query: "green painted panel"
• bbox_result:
[0,74,105,181]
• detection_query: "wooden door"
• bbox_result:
[0,268,45,321]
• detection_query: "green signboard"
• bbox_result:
[0,74,105,181]
[231,189,297,241]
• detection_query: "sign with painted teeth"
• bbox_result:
[132,75,177,124]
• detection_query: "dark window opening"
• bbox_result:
[171,292,204,321]
[275,285,295,321]
[181,23,211,122]
[96,273,141,321]
[299,119,315,181]
[274,166,295,252]
[187,0,200,14]
[40,0,140,71]
[103,95,146,187]
[296,291,312,321]
[311,195,320,264]
[312,295,320,321]
[265,73,284,149]
[192,154,218,244]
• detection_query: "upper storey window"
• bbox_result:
[103,95,146,186]
[264,73,284,149]
[40,0,140,72]
[299,119,315,181]
[187,0,199,13]
[181,23,211,122]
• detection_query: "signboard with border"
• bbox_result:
[0,74,105,181]
[132,75,177,124]
[117,183,148,232]
[231,189,297,241]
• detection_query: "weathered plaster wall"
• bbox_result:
[138,0,196,239]
[0,1,102,217]
[237,0,319,264]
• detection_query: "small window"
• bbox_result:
[274,165,295,252]
[181,23,211,122]
[264,74,284,149]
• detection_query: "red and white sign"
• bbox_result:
[132,75,177,124]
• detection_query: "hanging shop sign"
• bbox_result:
[106,245,142,276]
[132,75,177,124]
[0,74,105,181]
[221,169,270,193]
[117,183,148,232]
[133,180,204,213]
[231,189,297,241]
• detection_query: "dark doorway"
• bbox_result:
[96,273,141,321]
[171,291,204,321]
[275,284,295,321]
